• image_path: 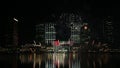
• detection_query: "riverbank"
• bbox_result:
[0,47,120,54]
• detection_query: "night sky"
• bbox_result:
[1,0,120,46]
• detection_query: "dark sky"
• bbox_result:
[8,0,119,16]
[7,0,120,27]
[7,0,120,30]
[1,0,119,45]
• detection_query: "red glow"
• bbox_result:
[54,40,60,46]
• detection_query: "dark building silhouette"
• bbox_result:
[13,18,18,46]
[4,17,18,47]
[103,16,114,45]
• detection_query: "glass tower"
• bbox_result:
[45,23,56,45]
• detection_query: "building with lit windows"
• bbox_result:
[80,23,91,44]
[103,17,113,45]
[45,23,56,45]
[36,23,56,45]
[36,13,91,46]
[35,24,45,44]
[70,22,81,44]
[58,13,83,45]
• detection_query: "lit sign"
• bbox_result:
[52,40,74,46]
[54,40,60,46]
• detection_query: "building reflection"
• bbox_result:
[19,53,110,68]
[80,53,110,68]
[19,53,43,68]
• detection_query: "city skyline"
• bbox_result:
[0,1,120,68]
[2,13,115,46]
[0,0,120,47]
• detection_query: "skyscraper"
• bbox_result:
[70,22,81,44]
[58,13,83,45]
[80,23,91,44]
[35,13,91,46]
[36,23,56,45]
[36,24,45,44]
[103,17,113,45]
[45,23,56,45]
[4,17,18,47]
[13,18,18,46]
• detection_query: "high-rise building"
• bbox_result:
[103,17,113,45]
[4,17,18,47]
[13,18,18,46]
[58,13,83,44]
[80,23,91,44]
[35,24,45,44]
[45,23,56,45]
[70,22,81,44]
[69,14,82,44]
[36,13,91,46]
[36,23,56,45]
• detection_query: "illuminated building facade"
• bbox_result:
[58,13,83,45]
[70,22,81,44]
[45,23,56,45]
[36,13,91,46]
[69,13,82,44]
[80,23,91,44]
[36,23,56,45]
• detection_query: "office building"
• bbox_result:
[80,23,91,44]
[36,23,56,45]
[103,17,114,45]
[58,13,83,45]
[35,24,45,44]
[45,23,56,45]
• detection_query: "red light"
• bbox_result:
[54,40,60,46]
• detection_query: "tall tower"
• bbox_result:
[13,18,18,46]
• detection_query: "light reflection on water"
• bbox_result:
[19,53,81,68]
[0,53,120,68]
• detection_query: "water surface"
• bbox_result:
[0,53,120,68]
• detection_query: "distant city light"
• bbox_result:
[84,25,88,30]
[75,27,78,29]
[13,18,18,22]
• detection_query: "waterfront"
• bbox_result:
[2,1,120,68]
[0,53,120,68]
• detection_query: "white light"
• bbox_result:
[75,27,78,29]
[84,26,88,30]
[13,18,18,22]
